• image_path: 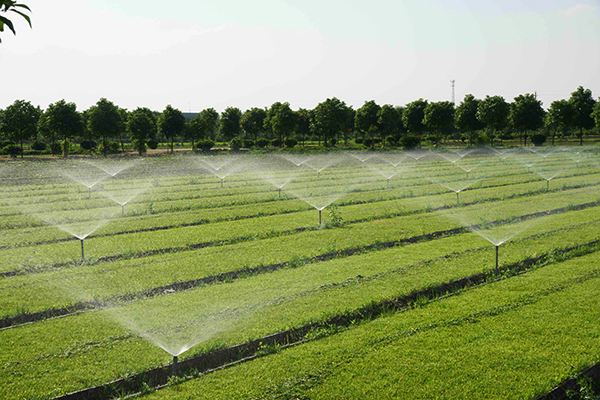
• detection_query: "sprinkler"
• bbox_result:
[88,187,91,199]
[220,178,224,188]
[172,356,179,373]
[319,209,322,225]
[121,204,125,215]
[278,187,281,198]
[456,191,460,205]
[387,177,390,187]
[317,171,320,179]
[546,179,550,191]
[495,245,499,274]
[80,239,85,260]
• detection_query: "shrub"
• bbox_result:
[373,138,382,144]
[309,135,319,142]
[50,142,62,155]
[98,141,120,154]
[3,144,21,158]
[530,133,547,146]
[386,136,398,147]
[271,138,282,147]
[284,138,298,148]
[243,139,254,149]
[31,141,47,151]
[196,139,214,152]
[399,135,420,150]
[355,137,363,144]
[147,139,159,149]
[229,137,243,151]
[362,138,373,148]
[79,140,96,151]
[472,133,491,146]
[256,138,269,148]
[0,140,12,149]
[329,138,337,146]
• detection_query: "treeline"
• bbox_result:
[0,86,599,158]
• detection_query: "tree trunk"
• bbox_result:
[580,128,583,146]
[20,138,24,159]
[119,133,125,153]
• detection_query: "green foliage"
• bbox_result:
[311,97,353,146]
[477,95,510,133]
[423,101,455,143]
[455,94,484,133]
[510,93,545,140]
[229,137,243,151]
[1,99,41,157]
[87,98,123,156]
[569,86,596,144]
[195,139,214,152]
[0,1,32,43]
[219,107,242,142]
[3,143,20,157]
[355,100,381,138]
[147,139,159,149]
[402,98,428,135]
[60,138,71,157]
[30,141,46,151]
[399,135,420,150]
[43,99,83,144]
[530,133,547,146]
[240,107,267,141]
[255,137,269,148]
[265,102,296,145]
[79,140,96,151]
[284,137,297,148]
[158,105,186,154]
[127,107,156,155]
[97,140,119,155]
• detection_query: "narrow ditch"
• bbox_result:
[50,238,600,400]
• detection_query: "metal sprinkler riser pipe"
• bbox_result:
[81,239,85,260]
[319,209,322,225]
[495,245,499,274]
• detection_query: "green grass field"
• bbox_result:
[0,148,599,399]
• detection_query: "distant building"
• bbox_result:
[182,112,199,121]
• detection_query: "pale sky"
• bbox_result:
[1,0,599,113]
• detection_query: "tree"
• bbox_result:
[295,108,311,145]
[402,99,428,136]
[157,104,185,154]
[454,94,483,134]
[310,97,352,146]
[509,94,545,146]
[1,99,40,158]
[265,102,296,146]
[197,108,219,140]
[87,98,124,156]
[546,99,574,145]
[0,1,31,43]
[219,107,242,142]
[355,100,381,146]
[377,104,402,145]
[43,99,83,157]
[240,107,267,141]
[476,95,510,146]
[127,107,156,155]
[423,101,455,144]
[592,100,600,133]
[568,86,596,145]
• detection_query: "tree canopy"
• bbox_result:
[127,107,156,155]
[402,99,428,135]
[423,101,455,143]
[568,86,596,145]
[219,107,242,142]
[454,94,483,133]
[1,99,40,157]
[87,98,123,156]
[157,105,185,154]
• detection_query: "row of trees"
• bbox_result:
[1,86,599,157]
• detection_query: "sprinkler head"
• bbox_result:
[278,187,281,198]
[221,178,224,188]
[80,239,85,260]
[319,209,322,225]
